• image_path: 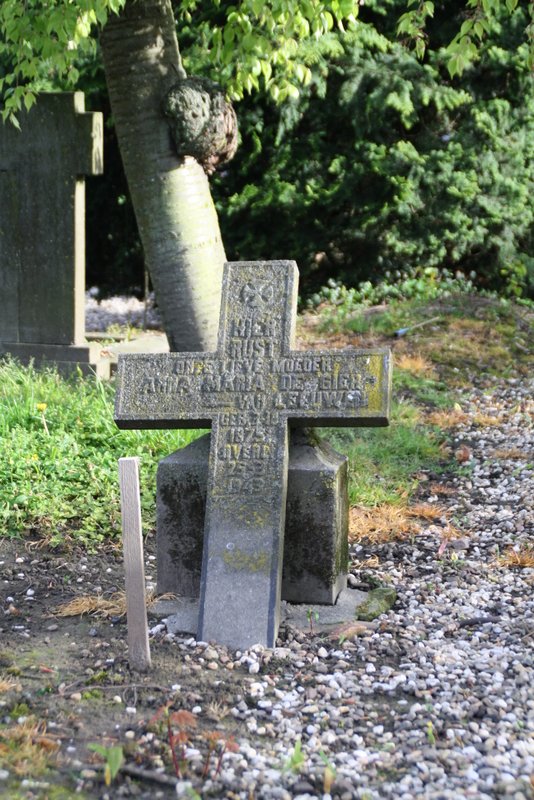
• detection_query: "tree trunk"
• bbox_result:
[100,0,225,352]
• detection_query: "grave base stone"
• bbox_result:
[0,342,111,379]
[156,428,348,605]
[282,429,348,604]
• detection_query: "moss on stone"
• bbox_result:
[355,586,397,621]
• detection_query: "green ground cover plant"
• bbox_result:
[0,356,444,547]
[326,400,444,506]
[0,359,204,550]
[311,269,532,382]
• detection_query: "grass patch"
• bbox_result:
[325,400,446,507]
[1,353,448,550]
[0,677,21,693]
[426,408,470,428]
[349,503,463,545]
[491,447,528,460]
[312,283,532,385]
[349,503,443,543]
[0,358,206,550]
[0,717,59,777]
[350,555,381,569]
[53,590,174,618]
[393,368,452,409]
[495,545,534,569]
[394,353,437,377]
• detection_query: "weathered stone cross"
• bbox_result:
[115,261,391,649]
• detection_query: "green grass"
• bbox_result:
[0,356,447,548]
[325,400,446,506]
[393,369,452,409]
[316,289,532,387]
[313,268,533,341]
[0,358,205,549]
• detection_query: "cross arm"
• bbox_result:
[276,348,392,427]
[114,352,219,429]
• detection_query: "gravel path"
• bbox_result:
[85,292,162,331]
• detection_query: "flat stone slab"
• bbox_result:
[0,341,111,379]
[94,331,169,376]
[283,587,369,632]
[96,331,169,357]
[154,588,369,638]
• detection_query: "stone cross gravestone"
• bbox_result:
[115,260,391,649]
[0,92,109,376]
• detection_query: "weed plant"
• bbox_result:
[308,267,477,331]
[0,359,205,549]
[309,267,532,339]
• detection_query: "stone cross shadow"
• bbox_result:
[115,261,391,649]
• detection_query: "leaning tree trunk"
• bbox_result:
[100,0,226,352]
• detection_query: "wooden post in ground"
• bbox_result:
[119,457,151,671]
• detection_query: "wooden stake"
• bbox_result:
[119,457,151,671]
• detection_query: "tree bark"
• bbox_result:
[100,0,225,352]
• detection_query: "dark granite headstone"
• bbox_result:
[0,92,108,376]
[115,260,391,649]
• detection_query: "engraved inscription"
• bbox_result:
[135,358,377,413]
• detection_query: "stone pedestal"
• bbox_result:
[282,430,349,604]
[0,342,111,379]
[156,429,349,605]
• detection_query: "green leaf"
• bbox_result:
[88,744,107,758]
[337,0,358,16]
[415,37,425,59]
[261,60,272,81]
[107,746,124,780]
[447,55,460,77]
[460,19,474,37]
[23,91,35,112]
[286,83,300,99]
[88,744,124,784]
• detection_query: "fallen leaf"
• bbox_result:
[328,621,373,641]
